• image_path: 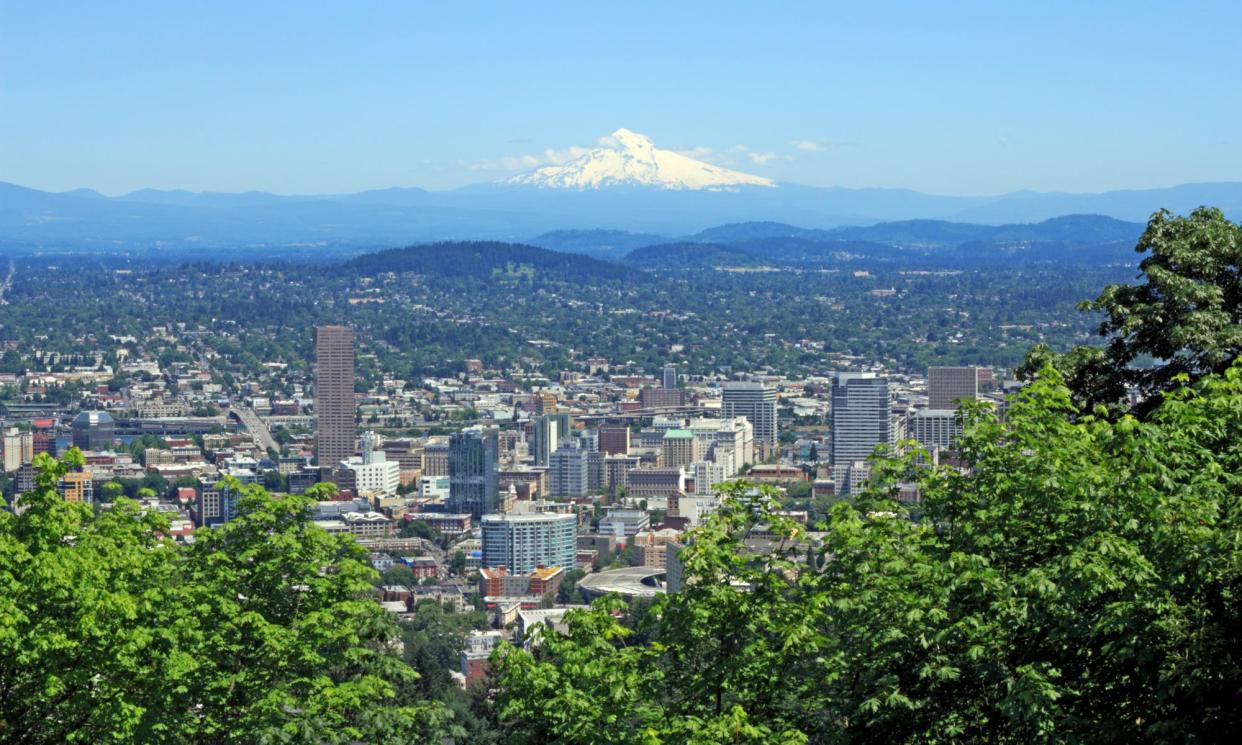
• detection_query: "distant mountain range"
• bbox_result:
[1,128,1239,257]
[612,215,1146,270]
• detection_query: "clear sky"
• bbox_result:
[3,1,1239,196]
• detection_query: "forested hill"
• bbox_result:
[623,241,765,269]
[344,241,645,283]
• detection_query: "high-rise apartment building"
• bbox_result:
[928,366,979,410]
[481,511,578,574]
[315,325,356,470]
[549,446,589,498]
[830,373,892,466]
[2,428,34,473]
[448,428,500,519]
[721,382,777,447]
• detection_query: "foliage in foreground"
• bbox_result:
[0,460,452,744]
[494,363,1242,743]
[1025,206,1242,415]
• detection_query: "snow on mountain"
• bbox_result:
[506,128,776,191]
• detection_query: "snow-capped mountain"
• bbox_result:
[506,128,776,191]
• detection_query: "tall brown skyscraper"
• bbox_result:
[315,325,356,469]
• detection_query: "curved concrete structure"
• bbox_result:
[578,565,667,601]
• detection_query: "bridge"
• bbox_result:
[228,404,281,453]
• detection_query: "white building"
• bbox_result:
[342,451,400,497]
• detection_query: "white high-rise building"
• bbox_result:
[691,461,729,496]
[481,512,578,574]
[342,451,400,496]
[549,446,589,498]
[830,373,892,466]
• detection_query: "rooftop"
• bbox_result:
[578,566,667,600]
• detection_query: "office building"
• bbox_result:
[597,424,630,455]
[58,471,93,503]
[71,411,115,452]
[662,364,678,389]
[2,428,33,472]
[448,428,499,519]
[532,415,558,467]
[722,382,778,447]
[687,416,753,470]
[197,480,239,527]
[315,325,356,470]
[549,446,589,498]
[341,454,400,497]
[830,373,892,466]
[604,455,640,493]
[928,366,979,410]
[909,409,963,451]
[422,440,450,476]
[533,391,558,415]
[625,467,685,499]
[481,511,577,574]
[661,429,701,468]
[640,386,685,409]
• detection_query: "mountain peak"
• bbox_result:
[610,127,655,153]
[507,128,775,191]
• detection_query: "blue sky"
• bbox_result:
[3,1,1239,195]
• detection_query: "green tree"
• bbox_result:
[0,453,455,743]
[1024,207,1242,415]
[0,450,197,742]
[496,362,1242,742]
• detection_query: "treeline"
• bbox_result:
[345,241,645,283]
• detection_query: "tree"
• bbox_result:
[0,452,456,743]
[496,362,1242,742]
[1024,207,1242,415]
[381,563,417,587]
[449,550,467,577]
[0,450,197,742]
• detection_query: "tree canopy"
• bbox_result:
[495,361,1242,743]
[0,454,453,743]
[1025,207,1242,415]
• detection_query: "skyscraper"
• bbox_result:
[830,373,892,466]
[722,382,777,447]
[549,446,589,498]
[315,325,356,470]
[448,428,499,519]
[532,415,558,467]
[662,363,678,389]
[928,366,979,410]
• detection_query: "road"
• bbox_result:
[229,402,281,454]
[0,260,14,304]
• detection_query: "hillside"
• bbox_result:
[526,229,666,260]
[623,242,764,269]
[345,241,643,283]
